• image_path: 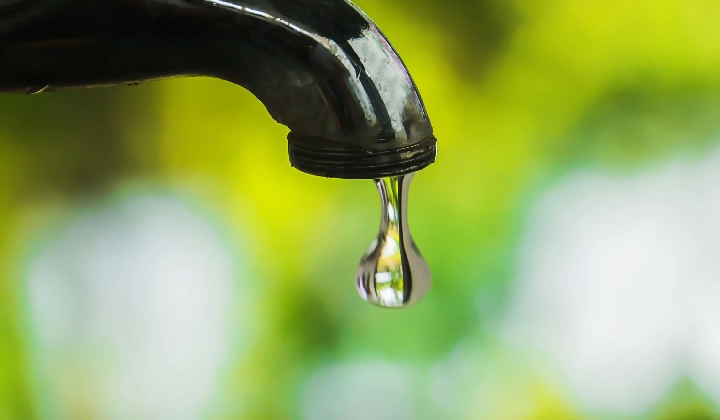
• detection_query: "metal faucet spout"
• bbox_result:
[0,0,437,178]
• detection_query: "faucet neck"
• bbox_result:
[0,0,437,179]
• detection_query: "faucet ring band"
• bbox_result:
[288,135,437,179]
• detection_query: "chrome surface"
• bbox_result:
[0,0,437,179]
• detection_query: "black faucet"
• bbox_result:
[0,0,437,179]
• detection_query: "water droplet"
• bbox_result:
[356,173,431,308]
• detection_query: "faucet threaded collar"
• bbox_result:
[288,135,437,179]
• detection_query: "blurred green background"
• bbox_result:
[3,0,720,419]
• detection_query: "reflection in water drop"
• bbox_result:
[356,173,431,308]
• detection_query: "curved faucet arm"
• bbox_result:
[0,0,437,178]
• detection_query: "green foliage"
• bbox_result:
[2,0,720,418]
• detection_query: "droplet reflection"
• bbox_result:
[356,173,432,308]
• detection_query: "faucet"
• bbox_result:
[0,0,437,179]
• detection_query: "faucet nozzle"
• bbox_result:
[0,0,437,179]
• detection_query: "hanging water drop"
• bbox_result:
[356,173,431,308]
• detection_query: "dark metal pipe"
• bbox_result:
[0,0,437,178]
